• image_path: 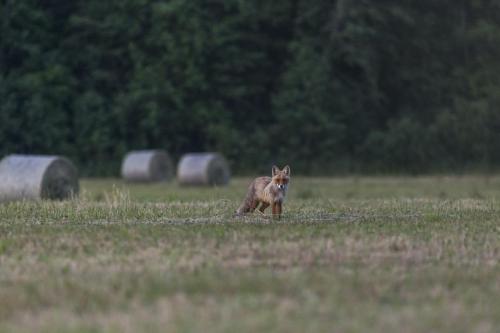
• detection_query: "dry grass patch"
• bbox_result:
[1,176,500,332]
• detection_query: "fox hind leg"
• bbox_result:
[249,200,260,213]
[258,202,269,215]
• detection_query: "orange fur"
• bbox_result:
[235,165,290,219]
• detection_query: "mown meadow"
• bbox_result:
[1,176,500,332]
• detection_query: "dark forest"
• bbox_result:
[2,0,500,175]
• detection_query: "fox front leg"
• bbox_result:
[272,202,282,219]
[276,202,282,219]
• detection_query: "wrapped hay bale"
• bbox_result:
[177,153,230,186]
[0,155,79,202]
[121,150,173,182]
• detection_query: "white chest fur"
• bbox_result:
[261,183,287,204]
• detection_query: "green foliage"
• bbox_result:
[1,0,500,174]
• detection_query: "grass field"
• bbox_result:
[1,176,500,332]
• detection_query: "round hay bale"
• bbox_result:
[177,153,230,186]
[0,155,79,202]
[121,150,173,182]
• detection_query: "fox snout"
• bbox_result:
[277,184,286,190]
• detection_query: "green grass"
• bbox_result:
[1,176,500,332]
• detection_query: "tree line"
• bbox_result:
[1,0,500,175]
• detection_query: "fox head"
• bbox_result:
[271,165,291,191]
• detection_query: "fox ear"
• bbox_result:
[283,165,291,176]
[272,165,280,177]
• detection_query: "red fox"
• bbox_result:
[235,165,291,219]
